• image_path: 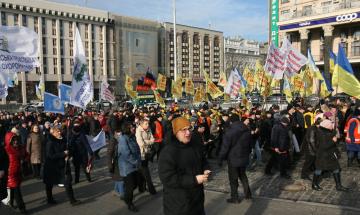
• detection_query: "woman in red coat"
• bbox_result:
[4,130,27,214]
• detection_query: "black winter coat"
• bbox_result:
[158,135,209,215]
[69,130,93,165]
[219,121,252,167]
[271,122,290,152]
[43,135,67,185]
[302,125,318,156]
[315,127,340,171]
[0,143,9,200]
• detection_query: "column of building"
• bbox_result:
[56,19,62,87]
[323,25,334,82]
[18,13,27,104]
[88,23,94,90]
[38,16,45,101]
[299,29,309,56]
[188,31,193,78]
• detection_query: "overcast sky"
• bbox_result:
[49,0,268,42]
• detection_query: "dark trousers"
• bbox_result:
[228,165,251,199]
[32,163,41,178]
[9,187,25,210]
[152,142,163,160]
[45,180,75,203]
[265,151,289,176]
[139,160,155,193]
[123,171,138,206]
[74,162,91,183]
[301,154,315,177]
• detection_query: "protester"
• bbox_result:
[4,128,26,213]
[118,122,141,212]
[219,116,252,203]
[26,124,44,179]
[159,117,210,215]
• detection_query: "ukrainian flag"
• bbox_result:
[307,49,324,80]
[332,44,360,99]
[329,49,337,75]
[283,77,293,103]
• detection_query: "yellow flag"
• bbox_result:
[127,89,137,99]
[171,78,182,99]
[125,75,134,91]
[157,73,167,91]
[153,89,165,107]
[204,72,223,99]
[218,71,227,87]
[255,60,263,73]
[184,78,194,95]
[193,85,204,104]
[243,67,255,91]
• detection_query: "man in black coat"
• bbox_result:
[159,117,210,215]
[219,117,252,203]
[264,116,291,179]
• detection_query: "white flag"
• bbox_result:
[86,130,106,152]
[281,38,307,78]
[70,27,93,108]
[0,26,40,72]
[0,72,9,98]
[224,69,241,97]
[100,77,115,103]
[264,43,286,80]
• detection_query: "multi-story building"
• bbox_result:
[274,0,360,80]
[0,0,115,103]
[160,23,224,85]
[224,36,264,76]
[0,0,224,103]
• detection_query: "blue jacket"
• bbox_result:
[118,134,141,177]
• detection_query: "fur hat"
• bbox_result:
[172,117,191,135]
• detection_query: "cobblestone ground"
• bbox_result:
[149,143,360,209]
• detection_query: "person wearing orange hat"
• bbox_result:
[158,117,210,215]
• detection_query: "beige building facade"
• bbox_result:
[276,0,360,81]
[160,23,224,84]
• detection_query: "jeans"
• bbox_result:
[114,181,124,196]
[254,140,262,163]
[347,151,360,159]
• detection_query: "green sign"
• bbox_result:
[270,0,279,47]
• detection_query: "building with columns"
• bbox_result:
[224,36,265,76]
[160,23,224,85]
[276,0,360,81]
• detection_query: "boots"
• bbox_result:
[86,173,92,182]
[312,174,323,191]
[333,173,350,192]
[46,186,57,204]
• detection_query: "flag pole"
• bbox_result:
[173,0,178,102]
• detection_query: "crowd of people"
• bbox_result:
[0,96,359,214]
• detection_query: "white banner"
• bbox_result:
[87,130,106,152]
[281,38,307,78]
[224,69,241,97]
[70,27,93,108]
[0,26,40,72]
[100,77,115,103]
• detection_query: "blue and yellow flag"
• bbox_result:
[332,44,360,99]
[329,49,337,74]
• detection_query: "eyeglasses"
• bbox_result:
[179,126,193,132]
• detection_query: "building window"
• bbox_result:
[281,9,290,15]
[60,20,63,37]
[22,15,27,27]
[42,38,47,54]
[14,14,19,26]
[85,24,89,39]
[34,17,38,33]
[321,1,331,7]
[69,22,73,37]
[69,40,73,56]
[302,5,312,16]
[340,42,348,57]
[61,58,65,74]
[352,30,360,56]
[1,12,6,25]
[100,26,103,41]
[135,38,139,47]
[43,57,47,74]
[52,19,56,36]
[281,0,290,3]
[53,48,57,55]
[42,17,46,35]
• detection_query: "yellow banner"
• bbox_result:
[184,78,194,95]
[218,71,227,87]
[204,72,223,99]
[125,75,134,91]
[193,84,205,104]
[171,78,182,99]
[153,89,165,107]
[157,73,167,91]
[126,89,137,99]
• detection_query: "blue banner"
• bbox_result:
[44,92,64,115]
[58,83,72,103]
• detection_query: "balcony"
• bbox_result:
[279,1,360,22]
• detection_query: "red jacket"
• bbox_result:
[153,120,163,143]
[4,132,23,188]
